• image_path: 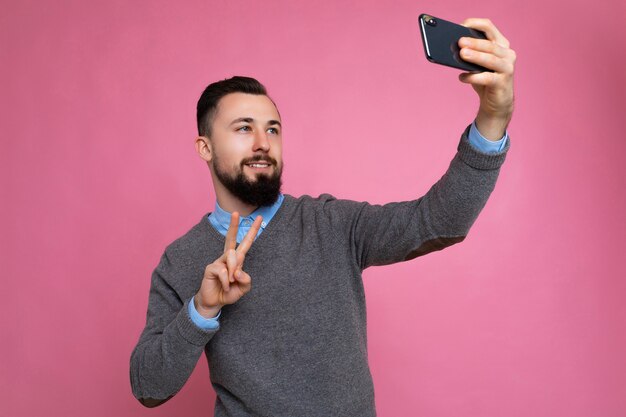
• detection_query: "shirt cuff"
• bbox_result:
[188,296,221,330]
[467,121,509,154]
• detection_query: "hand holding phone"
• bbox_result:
[418,15,517,140]
[419,14,491,72]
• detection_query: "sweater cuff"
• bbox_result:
[457,124,510,170]
[175,298,219,346]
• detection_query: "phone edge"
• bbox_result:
[418,14,435,63]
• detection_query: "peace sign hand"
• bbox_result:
[193,212,263,319]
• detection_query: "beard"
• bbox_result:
[213,154,283,207]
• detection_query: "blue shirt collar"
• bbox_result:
[212,193,284,232]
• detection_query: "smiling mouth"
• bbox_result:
[242,154,278,172]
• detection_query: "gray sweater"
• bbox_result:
[130,128,509,416]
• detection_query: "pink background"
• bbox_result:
[2,0,625,416]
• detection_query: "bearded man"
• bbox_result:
[130,18,516,417]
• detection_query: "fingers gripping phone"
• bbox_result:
[419,14,492,72]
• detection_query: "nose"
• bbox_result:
[252,130,270,153]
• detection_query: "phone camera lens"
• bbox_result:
[426,18,437,27]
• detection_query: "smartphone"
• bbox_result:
[419,14,492,72]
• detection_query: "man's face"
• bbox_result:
[208,93,283,206]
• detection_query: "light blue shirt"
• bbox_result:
[189,123,508,329]
[208,194,285,244]
[468,121,508,153]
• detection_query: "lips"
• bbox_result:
[242,156,277,170]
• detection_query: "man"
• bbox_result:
[131,18,516,416]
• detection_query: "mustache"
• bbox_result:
[240,154,279,167]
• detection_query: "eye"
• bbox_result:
[236,125,252,132]
[267,127,280,135]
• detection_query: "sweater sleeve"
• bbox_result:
[130,251,219,407]
[321,125,510,270]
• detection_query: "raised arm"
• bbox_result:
[321,126,509,270]
[320,18,516,269]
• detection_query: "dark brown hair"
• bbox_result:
[196,76,268,137]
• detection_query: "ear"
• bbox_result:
[195,136,213,163]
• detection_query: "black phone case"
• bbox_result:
[419,14,492,72]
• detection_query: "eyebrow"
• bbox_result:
[229,117,282,127]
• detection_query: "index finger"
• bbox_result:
[224,212,240,253]
[236,216,263,257]
[462,18,510,48]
